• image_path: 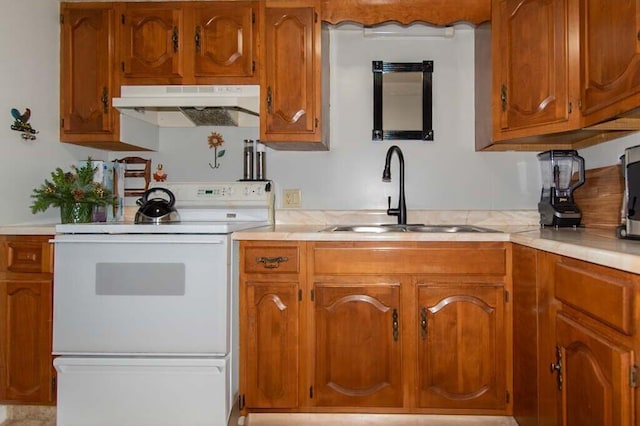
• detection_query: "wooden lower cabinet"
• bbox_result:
[556,313,634,426]
[314,282,403,408]
[239,241,304,410]
[513,244,639,426]
[417,283,506,410]
[239,240,511,415]
[0,235,55,405]
[242,280,299,409]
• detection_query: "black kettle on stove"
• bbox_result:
[134,187,181,224]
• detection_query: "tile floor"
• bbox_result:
[244,413,519,426]
[0,406,55,426]
[0,406,519,426]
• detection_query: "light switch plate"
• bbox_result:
[283,189,302,208]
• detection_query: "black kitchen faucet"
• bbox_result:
[382,145,407,225]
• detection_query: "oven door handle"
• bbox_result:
[52,239,226,245]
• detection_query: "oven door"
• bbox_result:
[53,234,230,356]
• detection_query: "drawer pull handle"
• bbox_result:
[420,307,427,340]
[256,256,288,269]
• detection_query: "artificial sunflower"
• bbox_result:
[207,132,226,169]
[208,132,225,148]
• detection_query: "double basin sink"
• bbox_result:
[322,224,500,233]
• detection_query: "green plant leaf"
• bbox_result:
[217,149,226,158]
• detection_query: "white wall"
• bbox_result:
[0,0,103,225]
[113,25,545,211]
[3,7,638,225]
[580,132,640,168]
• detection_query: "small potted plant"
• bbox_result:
[31,158,114,223]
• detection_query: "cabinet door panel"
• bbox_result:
[244,282,299,409]
[60,4,118,140]
[495,0,571,134]
[263,7,317,135]
[121,5,184,82]
[0,279,53,404]
[417,284,506,410]
[556,313,634,426]
[581,0,640,118]
[314,283,403,407]
[193,3,255,79]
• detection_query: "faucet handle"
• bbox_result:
[387,196,399,218]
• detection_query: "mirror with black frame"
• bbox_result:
[372,60,434,141]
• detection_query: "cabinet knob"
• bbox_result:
[420,307,428,340]
[266,86,273,114]
[101,87,109,113]
[195,26,201,53]
[500,84,507,112]
[392,308,399,342]
[172,27,179,53]
[550,345,563,391]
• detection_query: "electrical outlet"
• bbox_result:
[283,189,302,208]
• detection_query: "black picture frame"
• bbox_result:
[372,60,434,141]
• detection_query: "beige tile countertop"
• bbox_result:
[4,209,640,274]
[233,209,640,275]
[234,224,640,274]
[511,227,640,273]
[0,224,56,235]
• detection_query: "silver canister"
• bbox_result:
[243,139,254,180]
[256,141,266,180]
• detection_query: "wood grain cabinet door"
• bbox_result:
[493,0,574,139]
[417,284,507,410]
[0,279,54,404]
[313,283,403,408]
[192,3,256,80]
[243,281,299,409]
[556,313,634,426]
[580,0,640,122]
[60,3,119,142]
[261,5,320,141]
[120,3,185,83]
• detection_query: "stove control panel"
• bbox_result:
[150,181,273,207]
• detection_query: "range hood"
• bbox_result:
[112,85,260,127]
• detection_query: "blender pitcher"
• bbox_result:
[537,150,585,227]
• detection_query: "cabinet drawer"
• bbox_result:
[5,238,53,274]
[313,243,506,276]
[244,246,299,274]
[554,261,634,335]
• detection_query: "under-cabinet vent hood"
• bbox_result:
[112,85,260,128]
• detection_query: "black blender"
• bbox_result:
[537,150,585,227]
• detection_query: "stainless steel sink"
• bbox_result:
[321,224,500,233]
[326,225,409,233]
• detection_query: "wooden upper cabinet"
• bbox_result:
[60,3,121,148]
[120,3,185,84]
[478,0,640,151]
[120,2,258,85]
[491,0,576,141]
[192,2,257,82]
[321,0,491,26]
[260,1,328,150]
[580,0,640,123]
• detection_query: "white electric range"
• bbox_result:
[52,181,273,426]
